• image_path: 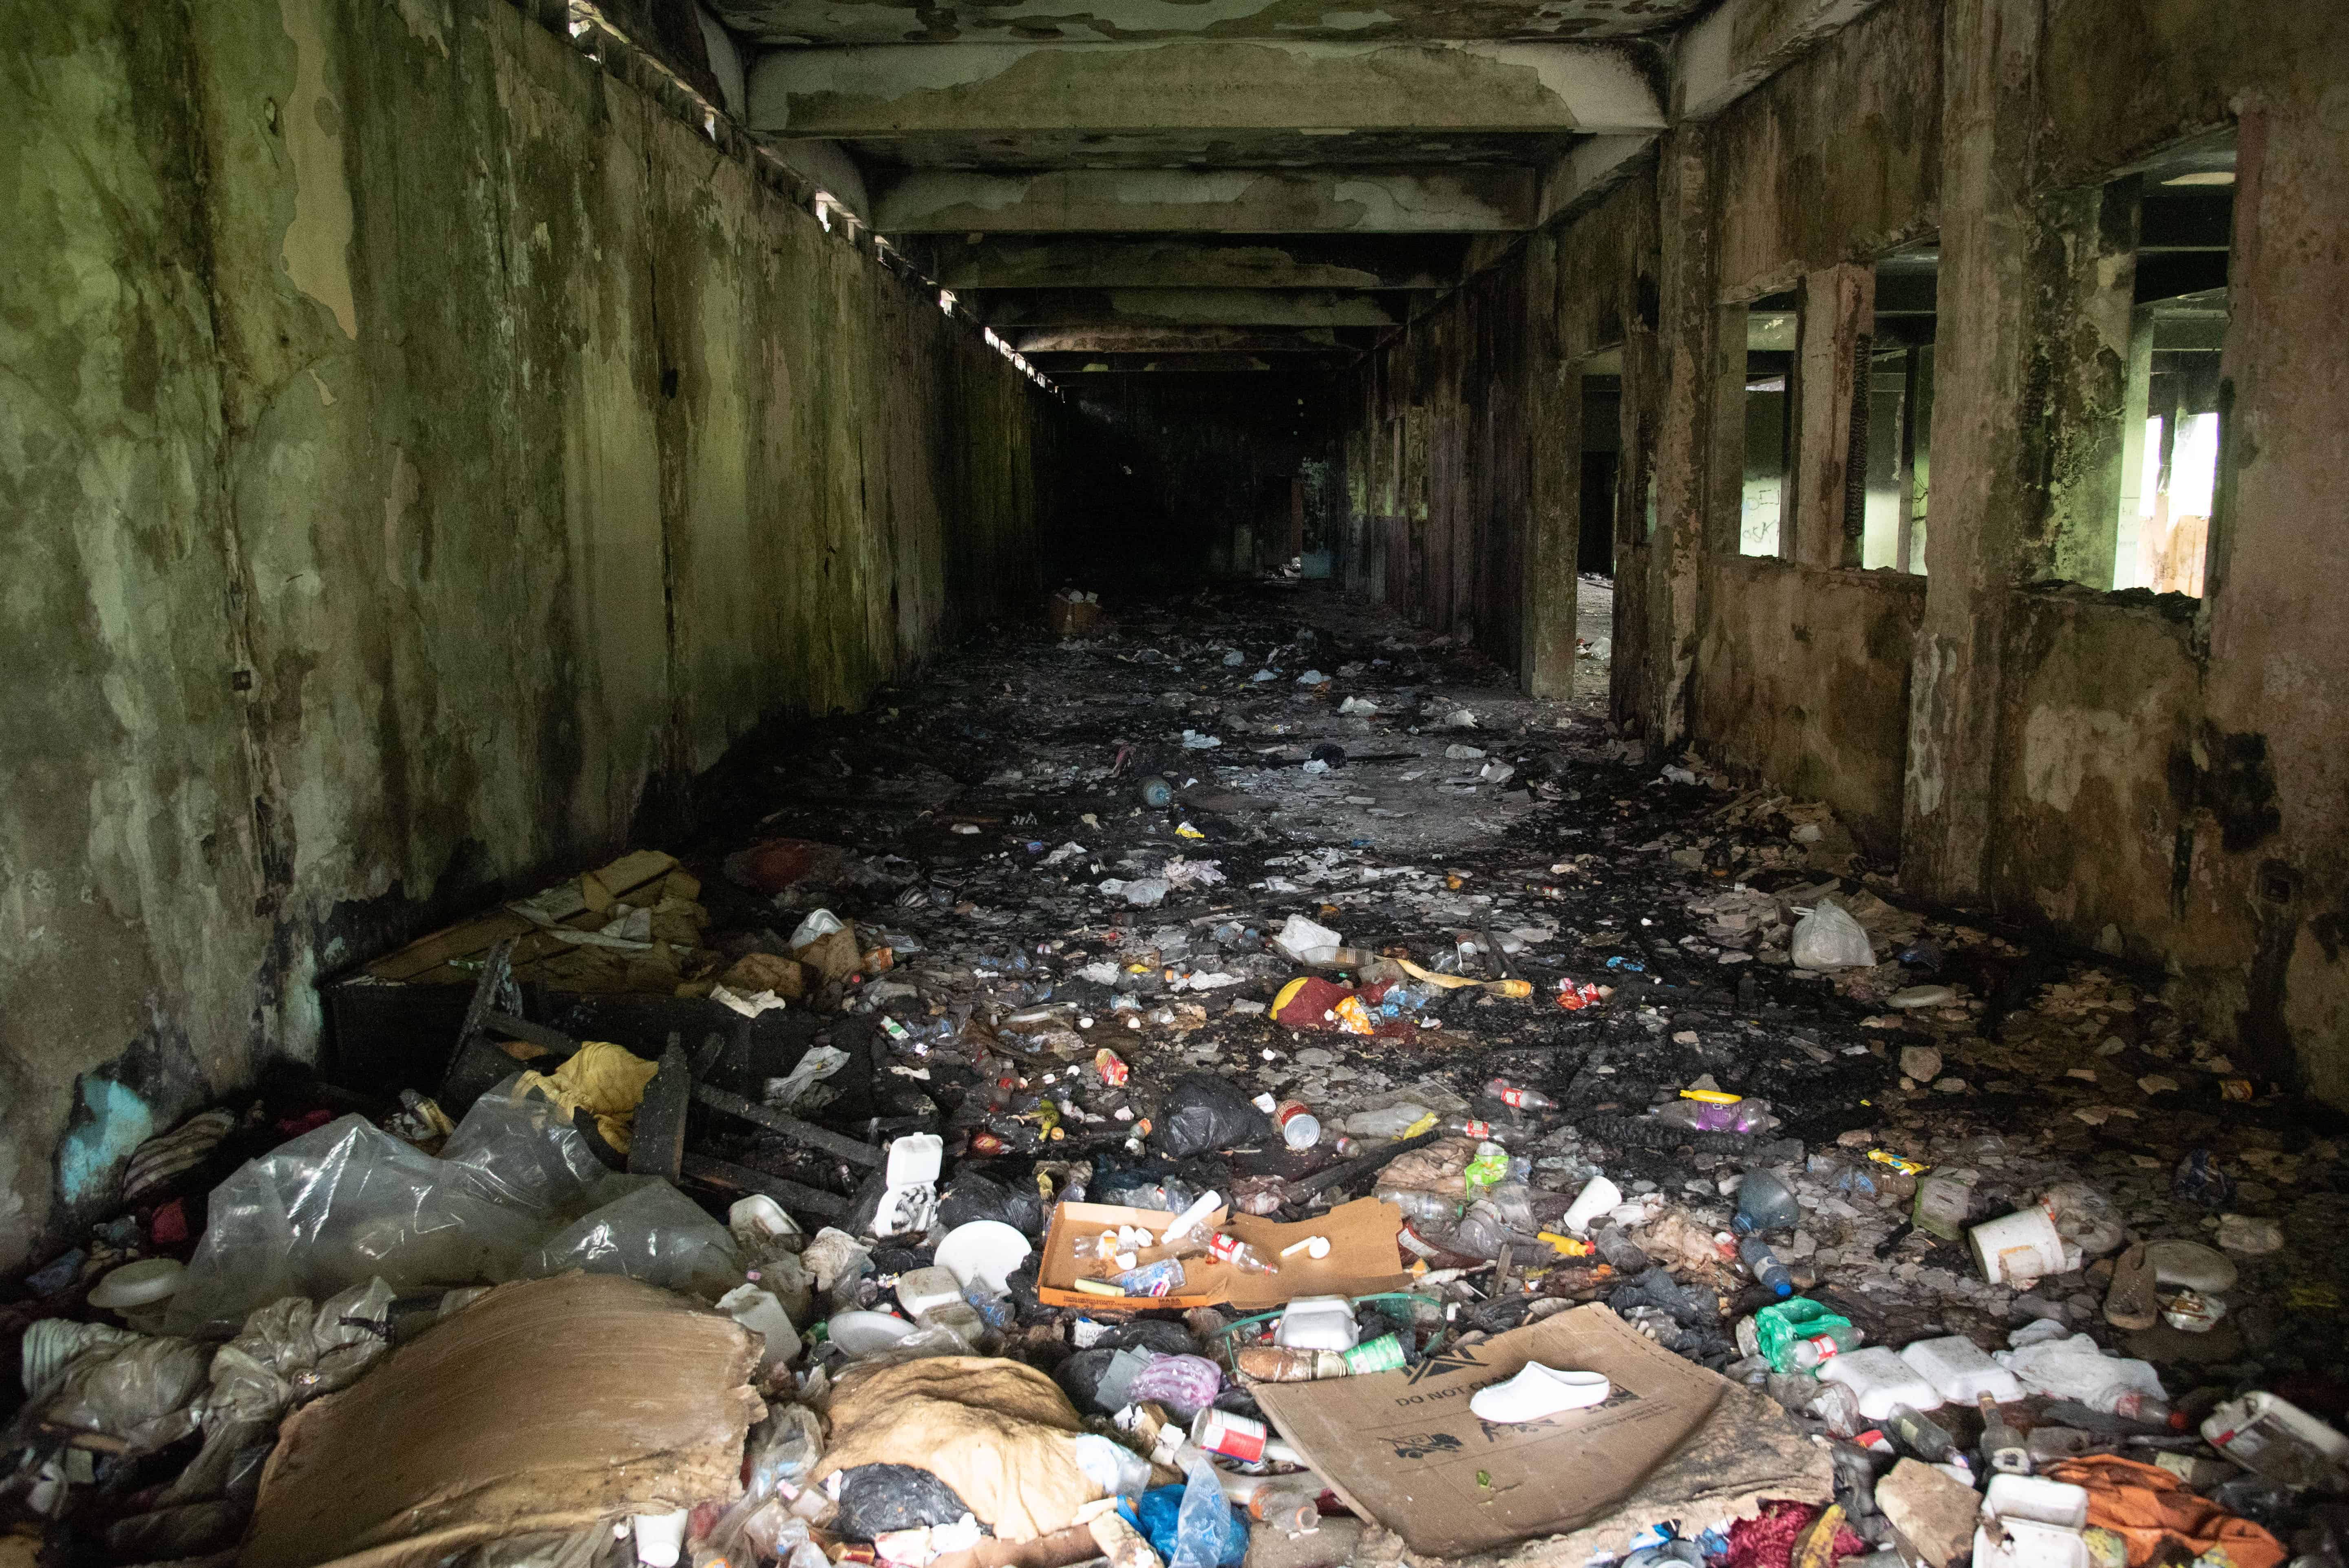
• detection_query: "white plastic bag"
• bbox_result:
[1790,902,1874,970]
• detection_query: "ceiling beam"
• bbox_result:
[907,235,1467,290]
[1532,133,1656,225]
[747,40,1665,138]
[1030,352,1320,373]
[971,289,1400,327]
[871,167,1536,233]
[1008,325,1366,353]
[1671,0,1884,122]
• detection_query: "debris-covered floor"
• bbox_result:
[9,583,2346,1568]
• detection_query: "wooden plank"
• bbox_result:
[682,1154,848,1218]
[692,1084,883,1167]
[630,1043,693,1183]
[485,1011,581,1056]
[366,910,534,981]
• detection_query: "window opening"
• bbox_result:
[1737,293,1797,557]
[1580,347,1623,572]
[2110,130,2233,594]
[1859,247,1935,574]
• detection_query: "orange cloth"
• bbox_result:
[2042,1456,2286,1568]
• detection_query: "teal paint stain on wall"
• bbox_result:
[56,1079,156,1207]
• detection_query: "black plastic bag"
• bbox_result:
[936,1169,1044,1237]
[1149,1074,1268,1160]
[832,1464,984,1539]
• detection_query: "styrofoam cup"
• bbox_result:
[1563,1176,1624,1235]
[1971,1207,2065,1285]
[632,1510,689,1568]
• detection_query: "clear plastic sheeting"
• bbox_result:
[169,1078,737,1335]
[534,1181,742,1301]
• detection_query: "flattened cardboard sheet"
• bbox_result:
[1036,1197,1411,1310]
[1252,1305,1733,1559]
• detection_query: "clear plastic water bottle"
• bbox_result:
[1486,1078,1557,1110]
[1740,1236,1795,1297]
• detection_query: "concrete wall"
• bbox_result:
[0,0,1057,1270]
[1340,0,2349,1103]
[1693,559,1924,856]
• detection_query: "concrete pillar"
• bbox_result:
[1645,126,1722,747]
[1612,292,1662,730]
[1899,0,2045,903]
[1788,263,1874,568]
[1520,230,1580,698]
[2113,305,2155,586]
[2040,180,2141,588]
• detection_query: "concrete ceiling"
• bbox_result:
[703,0,1879,368]
[709,0,1719,47]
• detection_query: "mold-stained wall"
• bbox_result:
[1693,559,1924,857]
[0,0,1058,1271]
[1340,0,2349,1104]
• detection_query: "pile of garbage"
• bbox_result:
[5,585,2343,1568]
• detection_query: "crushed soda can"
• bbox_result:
[1095,1047,1130,1086]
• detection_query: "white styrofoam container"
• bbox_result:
[1901,1335,2026,1404]
[1973,1474,2091,1568]
[895,1264,965,1320]
[1819,1345,1944,1419]
[1274,1295,1362,1352]
[1984,1474,2090,1529]
[1974,1517,2089,1568]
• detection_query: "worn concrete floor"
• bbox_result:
[688,581,2344,1414]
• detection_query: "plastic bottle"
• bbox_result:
[1379,1188,1460,1224]
[2105,1390,2174,1424]
[1342,1103,1433,1138]
[1162,1190,1222,1243]
[1978,1393,2030,1475]
[1237,1478,1320,1535]
[1740,1237,1795,1298]
[1205,1234,1276,1274]
[1485,1078,1556,1111]
[1733,1171,1801,1234]
[1235,1345,1347,1381]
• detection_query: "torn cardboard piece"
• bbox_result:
[1036,1197,1412,1310]
[1253,1304,1830,1561]
[242,1273,763,1568]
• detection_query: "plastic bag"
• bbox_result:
[936,1170,1044,1237]
[1790,902,1874,971]
[168,1114,542,1334]
[1139,1455,1247,1568]
[170,1080,737,1335]
[530,1179,738,1298]
[1125,1354,1222,1420]
[831,1463,977,1539]
[35,1335,211,1455]
[1151,1074,1269,1160]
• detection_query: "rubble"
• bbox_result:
[5,586,2343,1568]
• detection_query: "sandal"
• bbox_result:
[2104,1241,2158,1330]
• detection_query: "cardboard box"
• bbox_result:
[1253,1305,1755,1559]
[1036,1197,1412,1310]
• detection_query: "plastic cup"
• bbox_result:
[632,1510,689,1568]
[1562,1175,1623,1235]
[1970,1206,2065,1285]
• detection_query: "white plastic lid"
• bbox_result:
[88,1258,184,1310]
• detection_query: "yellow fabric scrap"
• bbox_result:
[517,1042,660,1154]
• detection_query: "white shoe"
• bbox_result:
[1469,1363,1612,1424]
